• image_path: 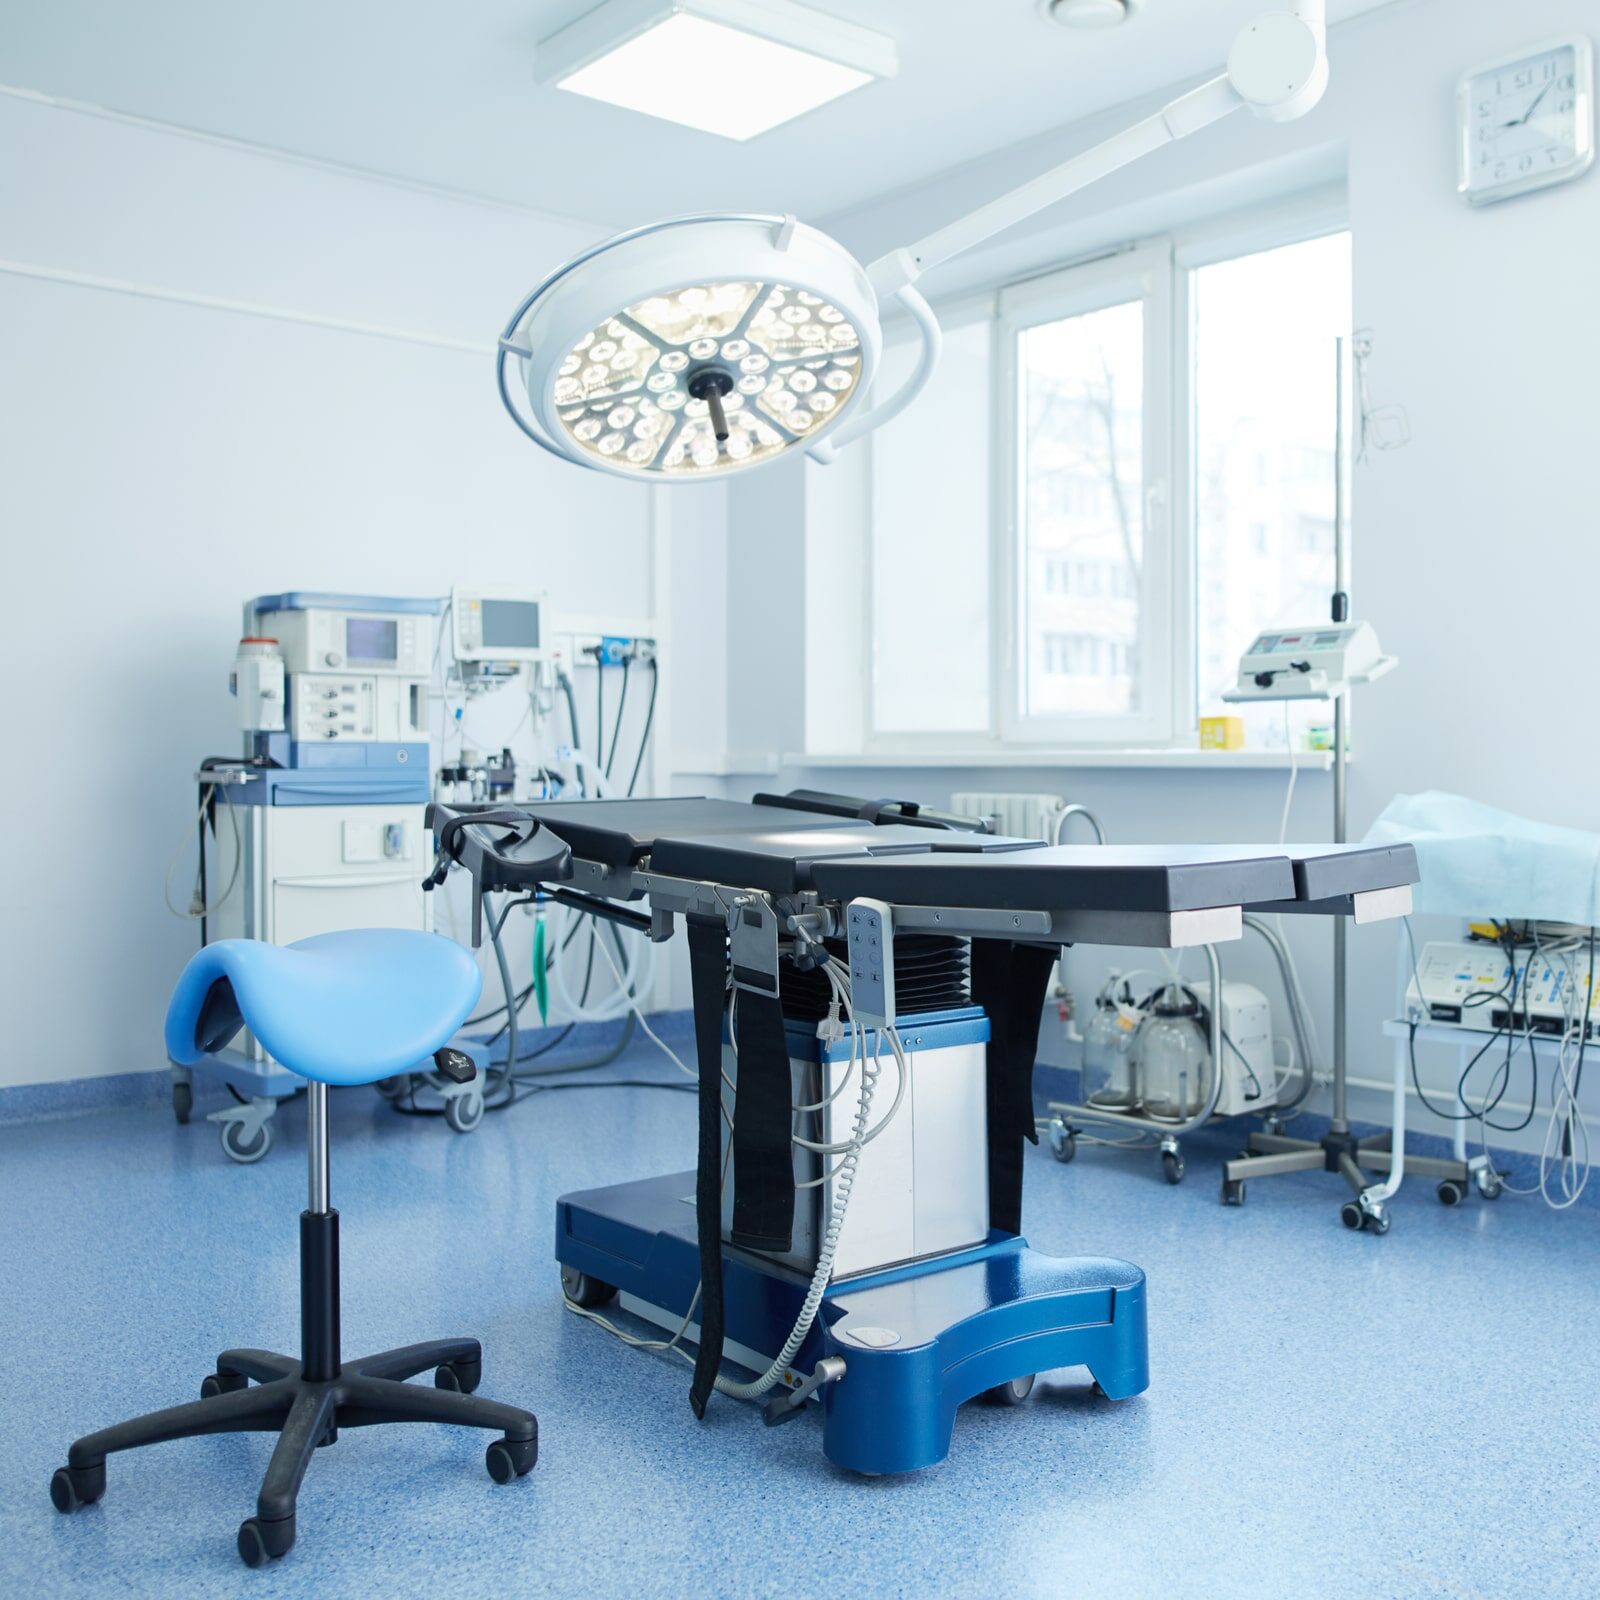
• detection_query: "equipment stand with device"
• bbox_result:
[1219,343,1478,1232]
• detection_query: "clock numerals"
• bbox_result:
[1459,36,1594,204]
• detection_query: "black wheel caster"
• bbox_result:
[50,1461,105,1513]
[172,1081,193,1125]
[1340,1200,1364,1230]
[1436,1179,1465,1207]
[237,1514,294,1567]
[1221,1177,1246,1206]
[561,1265,617,1309]
[374,1075,411,1102]
[434,1357,482,1394]
[201,1370,249,1399]
[486,1435,537,1483]
[981,1374,1036,1406]
[1160,1150,1184,1185]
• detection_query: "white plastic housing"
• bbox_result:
[1227,12,1329,122]
[515,216,882,479]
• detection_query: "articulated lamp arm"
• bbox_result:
[816,1,1329,462]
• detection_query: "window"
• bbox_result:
[857,204,1351,754]
[1000,244,1173,744]
[1192,230,1352,749]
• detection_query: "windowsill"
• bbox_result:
[672,745,1337,777]
[780,748,1338,772]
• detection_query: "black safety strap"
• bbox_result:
[970,939,1059,1235]
[686,914,731,1420]
[858,797,921,825]
[729,988,796,1254]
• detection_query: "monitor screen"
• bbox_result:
[480,599,541,650]
[346,617,398,662]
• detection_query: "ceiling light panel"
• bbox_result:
[536,0,897,140]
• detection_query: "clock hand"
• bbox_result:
[1502,81,1554,128]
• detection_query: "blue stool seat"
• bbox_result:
[165,930,482,1087]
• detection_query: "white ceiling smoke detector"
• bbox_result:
[1042,0,1142,29]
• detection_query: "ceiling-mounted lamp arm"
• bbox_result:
[866,4,1328,298]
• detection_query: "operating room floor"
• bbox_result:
[4,1046,1597,1600]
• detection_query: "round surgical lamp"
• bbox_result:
[500,2,1329,479]
[498,214,939,480]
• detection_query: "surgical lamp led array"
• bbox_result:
[499,2,1331,480]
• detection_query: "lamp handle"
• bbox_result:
[807,283,942,465]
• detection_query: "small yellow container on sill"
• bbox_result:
[1199,715,1245,751]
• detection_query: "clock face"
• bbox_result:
[1459,36,1595,204]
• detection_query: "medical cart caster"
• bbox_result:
[1159,1140,1185,1185]
[561,1265,617,1309]
[444,1087,485,1134]
[1221,1176,1246,1206]
[374,1075,411,1102]
[208,1097,278,1164]
[171,1078,193,1125]
[1437,1179,1465,1206]
[1476,1168,1504,1201]
[1048,1118,1077,1163]
[486,1436,537,1483]
[1341,1198,1390,1234]
[981,1374,1036,1406]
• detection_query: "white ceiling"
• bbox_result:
[2,0,1400,230]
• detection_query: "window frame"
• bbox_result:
[856,189,1350,757]
[997,241,1175,747]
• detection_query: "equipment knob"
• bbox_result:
[324,650,343,667]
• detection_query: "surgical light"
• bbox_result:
[501,2,1330,480]
[535,0,897,141]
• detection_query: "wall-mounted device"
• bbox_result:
[449,588,549,693]
[242,593,438,768]
[1223,620,1395,704]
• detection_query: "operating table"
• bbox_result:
[425,791,1417,1475]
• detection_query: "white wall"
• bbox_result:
[0,89,726,1088]
[717,0,1600,1153]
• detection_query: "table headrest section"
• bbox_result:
[1249,841,1420,907]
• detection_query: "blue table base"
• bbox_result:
[556,1172,1149,1475]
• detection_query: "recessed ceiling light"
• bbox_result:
[1044,0,1141,29]
[536,0,898,141]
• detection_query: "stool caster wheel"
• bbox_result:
[221,1118,274,1164]
[374,1075,411,1102]
[1477,1169,1504,1200]
[237,1515,294,1567]
[1160,1150,1184,1185]
[1436,1179,1465,1207]
[486,1435,537,1483]
[434,1357,482,1394]
[1048,1119,1077,1164]
[561,1265,617,1309]
[172,1081,193,1125]
[445,1090,485,1135]
[981,1374,1036,1406]
[201,1371,249,1399]
[50,1461,105,1512]
[1221,1177,1246,1206]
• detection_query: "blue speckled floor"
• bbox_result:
[3,1045,1598,1600]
